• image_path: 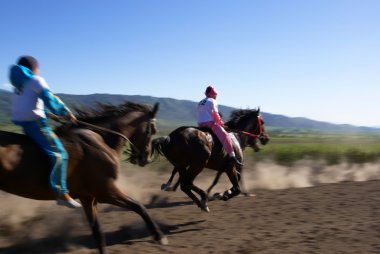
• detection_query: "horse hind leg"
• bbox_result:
[161,166,179,191]
[99,184,168,245]
[80,196,106,254]
[171,166,182,192]
[191,184,209,212]
[179,165,209,212]
[172,176,181,191]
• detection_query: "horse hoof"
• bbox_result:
[200,200,210,213]
[158,236,169,245]
[201,206,210,213]
[160,184,173,191]
[213,193,223,200]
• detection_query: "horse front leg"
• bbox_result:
[99,184,168,245]
[235,166,253,197]
[221,167,241,201]
[80,196,106,254]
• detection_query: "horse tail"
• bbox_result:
[151,136,169,158]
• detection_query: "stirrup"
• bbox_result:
[229,156,244,166]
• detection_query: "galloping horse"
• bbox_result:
[152,108,269,212]
[0,101,167,254]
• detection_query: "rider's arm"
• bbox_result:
[34,76,71,117]
[39,88,71,117]
[211,99,224,126]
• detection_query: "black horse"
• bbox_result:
[152,108,269,212]
[159,133,262,196]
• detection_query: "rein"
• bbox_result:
[75,120,140,153]
[54,115,141,154]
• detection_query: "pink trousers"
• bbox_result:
[198,121,234,154]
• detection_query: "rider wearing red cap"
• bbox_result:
[197,86,243,166]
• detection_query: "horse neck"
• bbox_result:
[103,131,128,154]
[231,118,258,150]
[103,111,148,154]
[234,132,248,150]
[86,116,134,154]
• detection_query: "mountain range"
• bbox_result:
[1,90,379,133]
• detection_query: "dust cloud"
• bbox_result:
[115,159,380,198]
[1,159,380,249]
[242,158,380,190]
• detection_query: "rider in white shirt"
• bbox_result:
[197,86,243,166]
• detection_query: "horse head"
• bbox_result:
[127,103,159,166]
[253,108,270,146]
[67,101,160,167]
[226,107,270,150]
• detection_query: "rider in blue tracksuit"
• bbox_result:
[9,55,81,208]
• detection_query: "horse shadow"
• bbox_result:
[0,219,205,253]
[104,219,205,247]
[102,194,196,212]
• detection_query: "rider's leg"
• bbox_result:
[210,124,243,166]
[17,119,81,208]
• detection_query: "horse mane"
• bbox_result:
[225,108,260,129]
[74,101,153,122]
[55,101,153,134]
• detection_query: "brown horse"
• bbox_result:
[152,108,269,212]
[0,101,167,254]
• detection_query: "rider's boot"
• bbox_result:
[228,155,244,167]
[57,193,82,208]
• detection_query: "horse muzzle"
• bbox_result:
[259,134,270,145]
[130,153,151,167]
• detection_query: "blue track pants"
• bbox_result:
[14,118,69,195]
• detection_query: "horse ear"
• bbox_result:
[257,107,260,114]
[151,102,159,117]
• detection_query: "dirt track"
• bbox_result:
[1,162,380,254]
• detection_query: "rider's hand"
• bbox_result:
[66,112,77,124]
[47,112,61,121]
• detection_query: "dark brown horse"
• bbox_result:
[0,101,167,254]
[152,108,269,212]
[159,133,261,196]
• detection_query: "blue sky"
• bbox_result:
[1,0,379,127]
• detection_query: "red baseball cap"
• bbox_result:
[205,86,218,97]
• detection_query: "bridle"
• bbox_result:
[228,115,265,139]
[126,117,156,158]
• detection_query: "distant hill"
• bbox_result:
[1,90,379,133]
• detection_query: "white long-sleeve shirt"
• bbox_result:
[11,76,49,121]
[197,97,219,124]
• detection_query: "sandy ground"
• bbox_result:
[1,159,380,254]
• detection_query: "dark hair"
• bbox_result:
[17,56,39,71]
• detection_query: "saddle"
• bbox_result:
[196,127,243,156]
